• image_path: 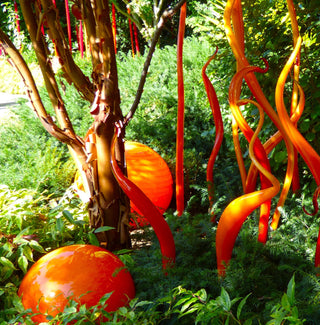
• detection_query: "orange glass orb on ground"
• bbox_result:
[124,141,173,227]
[18,245,135,324]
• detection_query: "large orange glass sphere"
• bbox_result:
[125,141,173,227]
[18,245,135,324]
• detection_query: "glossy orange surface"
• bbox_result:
[125,141,173,227]
[18,245,135,324]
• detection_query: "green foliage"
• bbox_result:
[266,275,306,325]
[0,1,26,49]
[0,104,75,196]
[167,286,251,324]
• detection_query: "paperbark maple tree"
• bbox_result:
[0,0,185,250]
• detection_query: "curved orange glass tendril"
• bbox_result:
[202,49,224,218]
[287,0,301,193]
[229,64,273,243]
[276,37,320,185]
[110,124,175,271]
[236,100,272,244]
[230,0,246,192]
[232,116,247,192]
[231,0,244,65]
[229,63,272,190]
[263,82,305,156]
[225,0,292,193]
[246,82,305,177]
[176,2,187,216]
[275,36,320,267]
[216,100,280,276]
[246,82,305,230]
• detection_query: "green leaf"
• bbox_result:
[14,215,23,230]
[29,240,46,253]
[196,288,207,302]
[114,249,132,255]
[217,287,231,311]
[18,255,28,273]
[174,296,191,307]
[88,232,100,246]
[0,257,17,270]
[291,306,299,319]
[274,151,287,163]
[56,217,64,232]
[281,293,290,312]
[180,297,198,313]
[13,227,31,243]
[99,292,113,305]
[94,226,115,233]
[132,300,153,308]
[62,210,77,224]
[179,306,201,318]
[237,293,251,320]
[23,245,34,262]
[287,275,296,306]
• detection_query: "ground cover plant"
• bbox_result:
[1,0,320,323]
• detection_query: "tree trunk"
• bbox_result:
[86,0,131,250]
[0,0,131,250]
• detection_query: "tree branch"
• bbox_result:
[19,0,79,139]
[123,0,187,126]
[38,0,95,103]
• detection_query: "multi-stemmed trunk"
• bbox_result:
[0,0,131,250]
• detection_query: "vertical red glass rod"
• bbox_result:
[65,0,72,51]
[175,3,186,216]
